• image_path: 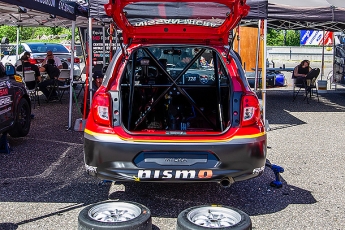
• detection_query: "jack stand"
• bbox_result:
[98,180,113,186]
[265,163,284,188]
[0,133,12,154]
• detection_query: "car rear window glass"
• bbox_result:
[124,2,229,28]
[27,44,69,53]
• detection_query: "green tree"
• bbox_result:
[0,25,78,43]
[267,29,300,46]
[0,26,18,43]
[285,30,300,46]
[20,27,35,41]
[267,29,284,46]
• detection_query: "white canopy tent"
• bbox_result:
[0,0,89,129]
[5,0,344,129]
[241,0,345,126]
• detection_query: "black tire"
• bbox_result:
[176,205,252,230]
[8,98,31,138]
[78,201,152,230]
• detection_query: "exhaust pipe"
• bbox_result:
[219,177,234,188]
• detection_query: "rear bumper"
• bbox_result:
[83,132,267,183]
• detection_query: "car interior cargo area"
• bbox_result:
[118,46,232,133]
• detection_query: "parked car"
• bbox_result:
[83,0,266,187]
[334,44,345,84]
[0,63,31,138]
[1,42,81,77]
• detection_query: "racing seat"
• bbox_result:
[293,68,320,103]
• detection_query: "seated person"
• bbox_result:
[41,50,63,69]
[38,59,62,101]
[293,60,312,79]
[16,51,41,89]
[91,71,104,93]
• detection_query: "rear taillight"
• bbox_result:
[92,93,111,126]
[241,94,260,127]
[67,58,80,63]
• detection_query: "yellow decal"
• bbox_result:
[133,176,140,182]
[14,75,23,83]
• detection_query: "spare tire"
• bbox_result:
[177,205,252,230]
[78,200,152,230]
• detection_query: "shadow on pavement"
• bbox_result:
[264,90,345,131]
[1,89,339,228]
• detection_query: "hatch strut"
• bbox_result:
[127,52,137,130]
[213,50,224,131]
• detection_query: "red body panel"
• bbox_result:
[104,0,249,45]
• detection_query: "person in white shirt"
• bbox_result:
[41,50,62,69]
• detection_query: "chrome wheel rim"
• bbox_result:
[187,207,241,228]
[88,202,141,223]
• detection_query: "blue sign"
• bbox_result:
[300,30,333,46]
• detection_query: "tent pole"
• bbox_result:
[332,32,335,88]
[321,29,325,80]
[88,18,93,106]
[16,26,20,62]
[262,19,267,129]
[68,20,76,130]
[237,25,240,55]
[254,21,261,92]
[102,25,106,69]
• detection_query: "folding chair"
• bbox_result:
[304,68,320,103]
[292,77,306,101]
[73,66,86,99]
[22,70,40,108]
[56,69,71,103]
[293,68,320,103]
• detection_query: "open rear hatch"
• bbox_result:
[100,0,253,135]
[114,46,249,135]
[104,0,250,45]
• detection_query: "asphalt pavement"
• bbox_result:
[1,85,345,230]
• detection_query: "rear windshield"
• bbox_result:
[124,2,229,28]
[27,44,69,53]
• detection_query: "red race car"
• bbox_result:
[83,0,266,187]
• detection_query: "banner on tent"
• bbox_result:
[0,0,76,20]
[300,30,333,46]
[80,27,117,72]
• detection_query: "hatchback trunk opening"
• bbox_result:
[118,46,233,133]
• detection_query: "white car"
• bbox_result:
[1,42,81,77]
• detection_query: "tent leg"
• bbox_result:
[67,20,76,130]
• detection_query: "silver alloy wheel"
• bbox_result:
[187,207,242,228]
[88,202,141,223]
